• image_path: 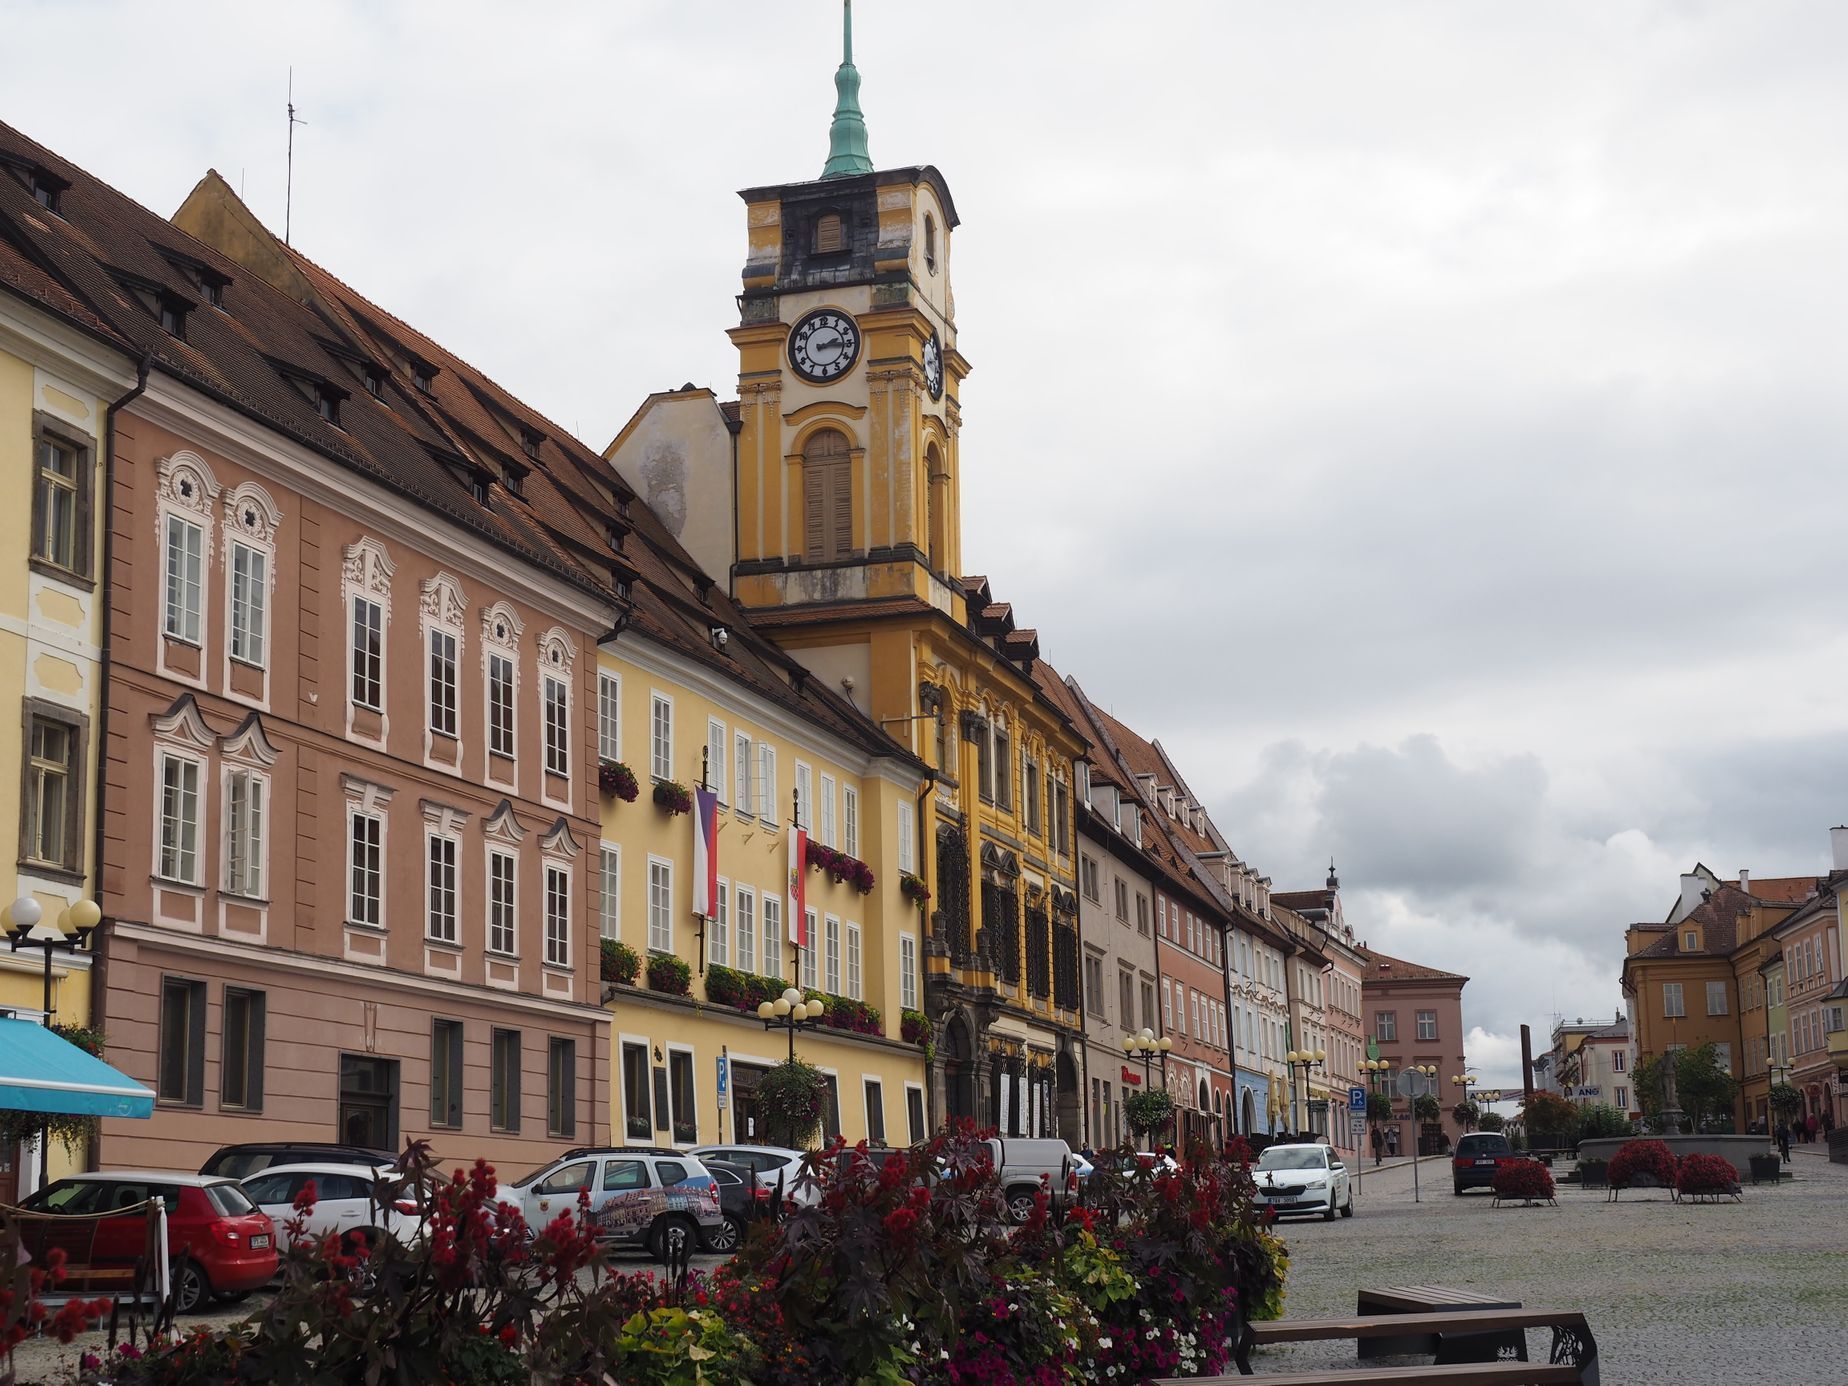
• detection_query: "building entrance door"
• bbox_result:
[338,1054,400,1150]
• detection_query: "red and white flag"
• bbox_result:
[692,789,719,916]
[786,823,808,947]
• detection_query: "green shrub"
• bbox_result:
[600,938,640,985]
[1578,1103,1632,1139]
[645,953,692,996]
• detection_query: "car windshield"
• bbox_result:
[1258,1148,1327,1172]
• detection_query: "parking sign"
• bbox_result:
[1348,1085,1367,1113]
[716,1053,729,1109]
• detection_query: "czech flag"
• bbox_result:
[692,788,719,917]
[787,824,808,947]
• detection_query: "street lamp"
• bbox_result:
[6,897,101,1024]
[757,987,827,1062]
[1450,1072,1481,1131]
[1123,1027,1172,1150]
[1285,1049,1326,1138]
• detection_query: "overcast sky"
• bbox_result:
[13,1,1848,1093]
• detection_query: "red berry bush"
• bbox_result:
[1607,1138,1678,1190]
[1491,1159,1556,1203]
[1675,1152,1741,1198]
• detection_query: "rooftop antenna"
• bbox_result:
[285,68,306,245]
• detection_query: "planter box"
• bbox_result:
[1577,1158,1609,1189]
[1747,1154,1783,1185]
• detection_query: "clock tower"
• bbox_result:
[729,0,967,617]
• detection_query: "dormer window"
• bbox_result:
[158,296,187,339]
[1683,930,1697,951]
[316,388,339,425]
[815,212,846,254]
[29,168,67,214]
[470,474,491,506]
[519,427,543,460]
[413,364,435,395]
[197,276,224,310]
[363,364,387,399]
[502,465,525,499]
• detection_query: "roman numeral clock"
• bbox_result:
[788,308,861,382]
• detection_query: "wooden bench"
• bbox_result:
[1158,1306,1599,1384]
[4,1202,162,1303]
[1356,1284,1519,1359]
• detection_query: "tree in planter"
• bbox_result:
[1412,1093,1440,1124]
[757,1058,827,1150]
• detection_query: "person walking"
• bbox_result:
[1370,1125,1385,1166]
[1386,1126,1400,1158]
[1805,1112,1819,1144]
[1775,1120,1791,1163]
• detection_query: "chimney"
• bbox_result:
[1737,869,1750,896]
[1677,872,1707,919]
[1832,825,1848,873]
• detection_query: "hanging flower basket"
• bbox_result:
[900,1009,933,1047]
[1125,1088,1176,1136]
[900,872,931,910]
[652,780,693,816]
[598,760,640,802]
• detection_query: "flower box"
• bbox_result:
[899,872,931,909]
[1675,1152,1743,1202]
[804,839,875,895]
[652,780,693,816]
[1491,1158,1556,1206]
[1606,1138,1678,1198]
[645,953,692,996]
[598,759,640,802]
[600,939,640,986]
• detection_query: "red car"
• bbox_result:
[21,1171,278,1312]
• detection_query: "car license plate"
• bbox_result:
[1475,1159,1496,1166]
[251,1234,271,1249]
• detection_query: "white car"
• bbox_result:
[241,1163,425,1250]
[689,1144,816,1208]
[1252,1143,1353,1220]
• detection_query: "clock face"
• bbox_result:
[789,309,862,383]
[922,327,944,401]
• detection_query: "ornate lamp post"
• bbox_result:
[6,897,101,1024]
[1450,1072,1481,1131]
[1361,1057,1390,1147]
[1285,1049,1326,1137]
[757,987,827,1063]
[1123,1027,1171,1150]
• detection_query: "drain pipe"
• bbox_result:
[87,351,151,1173]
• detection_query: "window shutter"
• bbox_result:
[831,462,854,558]
[804,460,826,560]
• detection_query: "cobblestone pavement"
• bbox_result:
[1255,1146,1848,1384]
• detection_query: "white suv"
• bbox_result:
[689,1145,815,1207]
[1253,1142,1353,1220]
[241,1163,427,1250]
[494,1148,724,1257]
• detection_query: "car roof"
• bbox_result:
[70,1171,228,1186]
[1263,1143,1330,1152]
[692,1144,804,1158]
[243,1163,396,1179]
[554,1146,688,1160]
[212,1142,392,1156]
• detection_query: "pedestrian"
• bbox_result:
[1370,1124,1384,1166]
[1805,1112,1819,1143]
[1386,1126,1400,1158]
[1825,1109,1836,1138]
[1776,1121,1791,1163]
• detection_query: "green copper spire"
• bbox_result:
[821,0,873,178]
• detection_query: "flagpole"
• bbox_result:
[696,746,711,975]
[790,787,803,987]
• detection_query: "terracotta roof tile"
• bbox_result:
[1356,945,1468,985]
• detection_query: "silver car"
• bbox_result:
[689,1144,815,1207]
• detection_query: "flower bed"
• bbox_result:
[1675,1152,1742,1201]
[599,938,640,985]
[1491,1158,1556,1205]
[62,1128,1286,1386]
[1607,1137,1678,1195]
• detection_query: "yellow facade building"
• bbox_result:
[608,11,1090,1137]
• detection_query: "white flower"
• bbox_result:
[1099,1336,1113,1349]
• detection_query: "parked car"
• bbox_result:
[1452,1131,1518,1195]
[701,1159,770,1253]
[19,1172,278,1313]
[689,1144,814,1206]
[982,1138,1079,1224]
[240,1164,428,1251]
[1252,1143,1353,1220]
[492,1148,724,1257]
[200,1142,395,1181]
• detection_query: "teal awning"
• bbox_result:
[0,1017,154,1118]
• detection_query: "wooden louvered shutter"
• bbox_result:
[830,461,854,558]
[804,458,827,560]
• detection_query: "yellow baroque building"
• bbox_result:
[606,25,1090,1139]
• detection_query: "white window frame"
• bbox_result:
[795,762,813,831]
[763,895,783,975]
[802,910,819,989]
[488,848,518,956]
[542,673,570,777]
[1706,980,1728,1016]
[706,718,727,803]
[481,602,523,772]
[897,800,915,873]
[163,514,205,644]
[348,809,384,929]
[824,915,841,994]
[843,785,859,858]
[651,693,674,781]
[736,884,757,975]
[429,626,459,739]
[599,844,621,941]
[351,594,385,712]
[426,831,460,945]
[647,855,674,954]
[221,765,267,898]
[598,671,621,762]
[900,931,918,1011]
[156,750,204,885]
[734,731,753,819]
[846,921,862,1001]
[712,878,730,967]
[819,773,837,846]
[227,538,269,668]
[1663,982,1685,1018]
[757,742,778,822]
[544,862,571,969]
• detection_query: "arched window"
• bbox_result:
[925,441,945,572]
[803,428,854,562]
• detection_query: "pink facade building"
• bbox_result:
[1359,946,1470,1152]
